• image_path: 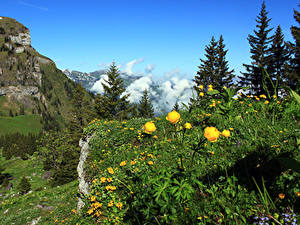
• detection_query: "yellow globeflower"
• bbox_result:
[204,127,220,142]
[108,200,114,207]
[120,161,127,167]
[100,177,106,183]
[199,92,204,97]
[208,84,213,88]
[148,161,154,165]
[259,94,267,99]
[91,196,96,202]
[208,87,213,92]
[199,85,204,90]
[221,129,230,138]
[278,193,285,199]
[166,111,180,124]
[143,122,156,134]
[107,167,114,174]
[184,123,192,130]
[264,100,269,105]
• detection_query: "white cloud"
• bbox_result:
[124,58,144,75]
[90,75,109,93]
[18,1,48,11]
[145,64,155,74]
[122,75,154,103]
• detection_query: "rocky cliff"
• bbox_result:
[0,16,86,124]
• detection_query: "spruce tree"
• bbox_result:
[215,35,235,89]
[138,89,154,118]
[287,5,300,92]
[193,35,235,97]
[267,25,291,96]
[239,1,273,95]
[193,36,218,95]
[94,62,132,120]
[17,176,31,194]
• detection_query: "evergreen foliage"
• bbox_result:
[192,35,235,100]
[267,25,291,96]
[0,132,40,160]
[287,5,300,92]
[38,130,80,186]
[94,62,132,120]
[17,176,31,195]
[239,1,273,95]
[137,89,154,118]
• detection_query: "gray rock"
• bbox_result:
[41,171,51,180]
[29,216,41,225]
[9,32,31,46]
[77,134,94,213]
[15,46,25,53]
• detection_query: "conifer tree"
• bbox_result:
[287,6,300,91]
[215,35,235,89]
[267,25,291,96]
[138,89,154,118]
[17,176,31,195]
[192,35,235,98]
[95,62,132,120]
[193,36,218,96]
[239,1,273,95]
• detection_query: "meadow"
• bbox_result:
[0,114,42,135]
[0,86,299,225]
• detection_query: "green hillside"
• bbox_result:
[0,115,42,135]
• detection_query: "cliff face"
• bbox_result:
[0,16,81,123]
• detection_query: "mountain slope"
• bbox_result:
[0,16,90,127]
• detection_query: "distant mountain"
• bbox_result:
[63,69,194,114]
[0,16,91,126]
[63,69,144,92]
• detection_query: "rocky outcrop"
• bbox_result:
[9,32,31,46]
[77,134,93,213]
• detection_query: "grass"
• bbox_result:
[0,155,78,225]
[0,114,42,135]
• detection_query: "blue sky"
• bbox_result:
[1,0,299,80]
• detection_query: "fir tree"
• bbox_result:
[287,5,300,92]
[215,35,235,89]
[239,1,273,95]
[17,176,31,195]
[267,25,291,96]
[94,62,132,120]
[193,36,218,96]
[138,89,154,118]
[192,35,234,99]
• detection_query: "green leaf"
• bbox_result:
[277,157,300,173]
[206,90,220,95]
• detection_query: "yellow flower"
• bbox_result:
[221,129,230,138]
[248,104,252,107]
[120,161,127,167]
[143,121,156,134]
[107,177,112,182]
[87,208,94,215]
[229,127,234,130]
[94,202,103,209]
[92,179,98,184]
[148,161,154,165]
[116,202,123,209]
[277,101,280,104]
[199,92,204,97]
[208,84,213,88]
[278,193,285,199]
[107,167,114,174]
[91,196,96,202]
[184,123,192,129]
[204,127,220,142]
[108,200,114,207]
[153,135,158,139]
[259,94,267,99]
[130,128,134,130]
[166,111,180,124]
[100,177,106,183]
[130,160,136,165]
[273,95,277,99]
[199,85,204,90]
[223,86,227,90]
[264,100,269,104]
[296,192,300,197]
[208,87,213,92]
